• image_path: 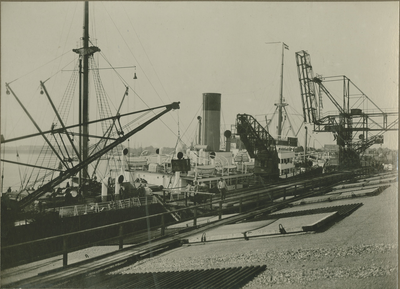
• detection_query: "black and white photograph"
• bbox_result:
[1,1,398,288]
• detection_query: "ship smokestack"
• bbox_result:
[202,93,221,152]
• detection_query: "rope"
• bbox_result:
[1,111,6,192]
[102,2,170,106]
[51,133,70,170]
[58,132,73,165]
[121,2,173,103]
[49,3,78,91]
[101,2,180,132]
[44,57,77,84]
[8,51,71,85]
[97,50,129,88]
[16,148,23,189]
[180,103,202,145]
[96,50,178,141]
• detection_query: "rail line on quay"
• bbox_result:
[3,170,366,288]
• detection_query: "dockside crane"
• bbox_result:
[295,50,398,168]
[236,114,279,179]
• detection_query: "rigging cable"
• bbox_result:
[97,50,132,92]
[101,2,171,106]
[43,57,78,84]
[50,2,79,93]
[8,51,71,85]
[15,148,23,190]
[120,2,173,104]
[58,132,74,165]
[102,2,180,139]
[89,56,123,174]
[172,111,185,156]
[1,137,5,194]
[87,5,181,157]
[91,3,97,46]
[1,99,6,192]
[180,103,202,146]
[89,8,181,142]
[51,131,70,168]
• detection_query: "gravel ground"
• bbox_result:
[244,265,397,289]
[114,243,397,273]
[111,243,397,288]
[111,182,398,288]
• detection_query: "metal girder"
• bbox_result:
[236,114,279,178]
[295,50,398,165]
[313,112,398,133]
[295,50,319,124]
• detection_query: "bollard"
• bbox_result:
[119,225,124,250]
[161,214,165,236]
[185,192,188,207]
[239,197,243,213]
[63,236,68,267]
[219,201,222,220]
[283,187,286,200]
[193,207,197,226]
[210,195,213,210]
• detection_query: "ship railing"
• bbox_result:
[56,196,155,218]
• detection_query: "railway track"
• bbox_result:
[4,171,366,288]
[17,265,267,289]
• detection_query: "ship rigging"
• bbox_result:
[1,2,180,210]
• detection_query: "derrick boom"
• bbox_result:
[236,114,279,179]
[16,102,180,210]
[295,50,319,124]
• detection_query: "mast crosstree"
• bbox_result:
[73,1,100,181]
[265,42,296,140]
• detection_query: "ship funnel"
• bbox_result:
[202,93,221,152]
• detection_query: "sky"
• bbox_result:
[1,1,399,152]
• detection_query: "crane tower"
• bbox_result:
[295,50,398,169]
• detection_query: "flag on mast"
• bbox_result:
[283,43,289,50]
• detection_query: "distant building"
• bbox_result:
[324,144,339,152]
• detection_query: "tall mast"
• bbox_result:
[73,1,100,182]
[276,42,289,139]
[82,1,89,179]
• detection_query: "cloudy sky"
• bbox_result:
[1,1,398,151]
